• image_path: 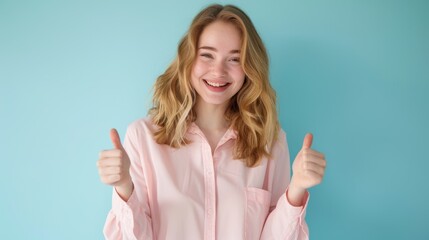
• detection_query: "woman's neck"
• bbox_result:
[194,100,229,133]
[194,100,230,153]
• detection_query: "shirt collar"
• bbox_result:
[188,122,237,141]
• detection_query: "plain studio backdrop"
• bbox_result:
[1,0,428,239]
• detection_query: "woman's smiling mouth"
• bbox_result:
[203,79,230,87]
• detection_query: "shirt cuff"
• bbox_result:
[282,188,310,224]
[111,187,139,217]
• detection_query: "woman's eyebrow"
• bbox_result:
[199,46,240,53]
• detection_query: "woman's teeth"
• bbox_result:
[205,80,228,87]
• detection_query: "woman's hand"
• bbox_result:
[97,128,134,201]
[288,133,327,206]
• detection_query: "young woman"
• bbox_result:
[97,4,326,240]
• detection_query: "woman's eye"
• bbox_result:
[200,53,213,59]
[229,57,240,63]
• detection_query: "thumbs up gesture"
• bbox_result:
[97,129,133,198]
[290,133,327,191]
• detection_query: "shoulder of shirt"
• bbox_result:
[271,127,288,151]
[125,116,158,136]
[278,128,287,141]
[262,127,288,161]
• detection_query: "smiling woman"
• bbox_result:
[1,0,428,239]
[96,4,326,240]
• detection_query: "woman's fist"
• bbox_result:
[97,128,132,188]
[290,133,327,191]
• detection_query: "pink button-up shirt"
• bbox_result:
[103,117,309,240]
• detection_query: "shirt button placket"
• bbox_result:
[203,141,216,240]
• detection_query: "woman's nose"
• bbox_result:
[210,60,227,78]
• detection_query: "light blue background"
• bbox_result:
[1,0,428,239]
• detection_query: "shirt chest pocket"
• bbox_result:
[244,187,272,240]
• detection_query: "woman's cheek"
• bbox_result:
[231,67,245,81]
[192,60,208,77]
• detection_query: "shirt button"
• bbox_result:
[207,208,212,216]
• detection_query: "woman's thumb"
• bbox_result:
[110,128,123,150]
[301,133,313,150]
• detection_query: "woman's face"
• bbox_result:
[191,21,245,108]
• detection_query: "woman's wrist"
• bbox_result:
[115,178,134,202]
[287,180,306,207]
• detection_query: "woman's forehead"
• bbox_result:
[198,21,242,51]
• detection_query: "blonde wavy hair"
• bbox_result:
[149,4,279,167]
